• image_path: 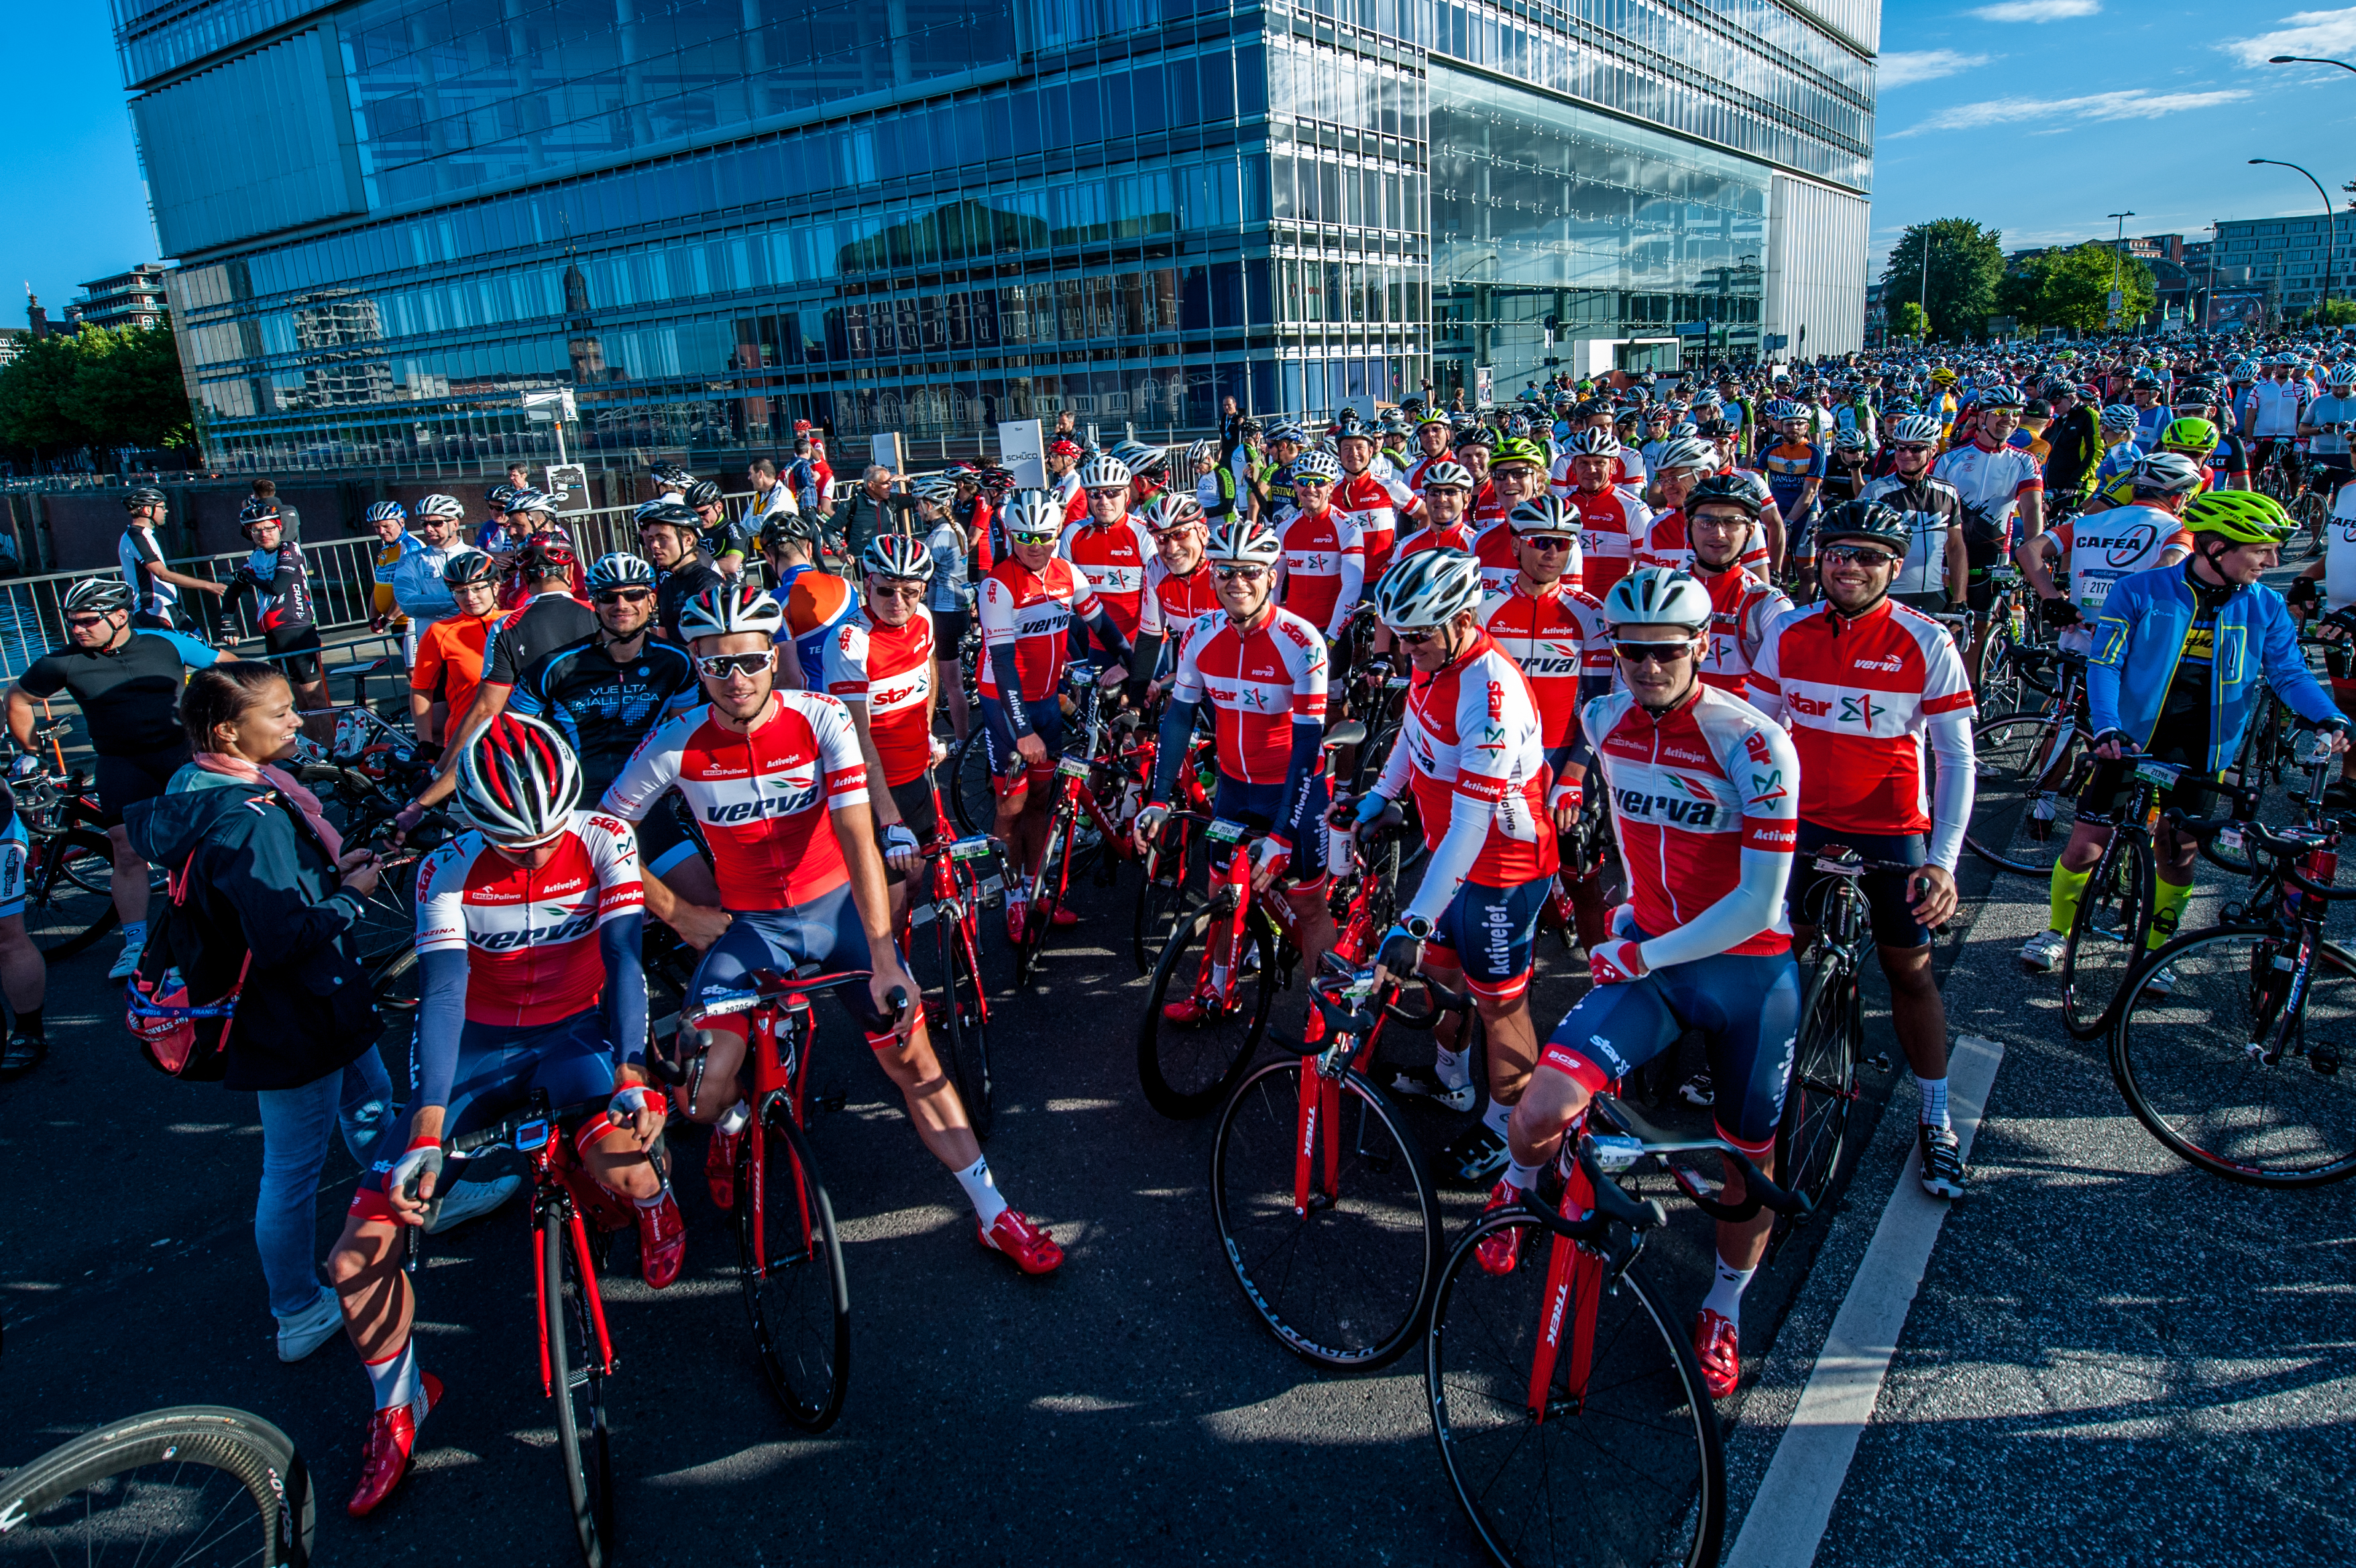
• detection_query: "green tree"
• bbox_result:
[1890,300,1928,341]
[66,325,194,450]
[2031,241,2157,334]
[1995,253,2054,325]
[0,335,91,455]
[1879,219,2004,343]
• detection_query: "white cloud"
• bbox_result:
[1892,88,2250,135]
[1969,0,2100,20]
[2223,9,2356,67]
[1879,49,1995,87]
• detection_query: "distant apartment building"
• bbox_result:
[2210,215,2349,329]
[73,264,173,332]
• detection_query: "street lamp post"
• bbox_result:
[2249,158,2337,325]
[2107,211,2135,329]
[1918,230,1935,342]
[2269,54,2356,72]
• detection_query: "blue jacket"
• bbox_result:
[2088,563,2343,771]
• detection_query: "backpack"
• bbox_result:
[125,840,253,1082]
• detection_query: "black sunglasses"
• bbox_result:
[1612,639,1695,665]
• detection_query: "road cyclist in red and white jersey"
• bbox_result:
[1676,474,1793,697]
[1398,461,1477,557]
[1469,437,1567,598]
[1475,566,1802,1401]
[1331,413,1419,583]
[1133,520,1336,1028]
[1553,427,1652,600]
[1749,502,1979,1200]
[1128,492,1221,689]
[1454,427,1508,531]
[1636,437,1771,579]
[823,533,948,933]
[1404,410,1458,492]
[976,491,1135,942]
[1273,448,1367,642]
[1059,452,1157,642]
[601,580,1065,1275]
[330,714,680,1518]
[1349,549,1561,1182]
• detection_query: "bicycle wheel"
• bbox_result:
[540,1207,614,1568]
[1777,954,1860,1239]
[949,725,998,838]
[737,1099,851,1429]
[1426,1216,1724,1568]
[1131,814,1207,974]
[2060,832,2155,1040]
[2111,928,2356,1186]
[22,828,119,960]
[1013,797,1079,989]
[933,915,994,1141]
[2298,492,2329,561]
[1967,711,2086,875]
[1209,1058,1439,1368]
[0,1405,313,1567]
[1138,903,1275,1119]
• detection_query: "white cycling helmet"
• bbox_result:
[1077,453,1132,491]
[455,714,582,848]
[862,532,936,580]
[1564,428,1621,457]
[1418,460,1475,491]
[1141,492,1205,533]
[678,579,787,642]
[586,551,657,593]
[1204,520,1284,567]
[1002,490,1067,538]
[1508,496,1577,537]
[1891,414,1944,445]
[414,493,465,520]
[2098,404,2142,433]
[1650,437,1718,476]
[1290,448,1343,482]
[2131,451,2206,495]
[1603,567,1712,631]
[1372,548,1483,630]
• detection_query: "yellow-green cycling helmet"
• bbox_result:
[1489,436,1549,470]
[2160,416,2219,454]
[2182,490,2293,545]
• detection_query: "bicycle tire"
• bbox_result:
[738,1099,852,1429]
[1131,814,1206,975]
[1426,1215,1724,1568]
[2060,831,2155,1040]
[1776,954,1860,1246]
[1137,903,1274,1119]
[540,1209,614,1568]
[934,915,994,1141]
[1209,1057,1439,1367]
[1013,796,1080,989]
[1966,712,2086,875]
[948,725,997,838]
[2298,492,2329,561]
[23,828,119,960]
[1975,614,2023,716]
[2110,927,2356,1186]
[0,1404,313,1568]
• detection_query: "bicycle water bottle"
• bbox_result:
[1327,816,1354,880]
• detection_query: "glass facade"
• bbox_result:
[123,0,1873,475]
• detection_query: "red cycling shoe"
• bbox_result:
[636,1189,687,1289]
[1049,903,1080,927]
[1693,1309,1740,1400]
[978,1209,1064,1274]
[706,1126,742,1211]
[347,1372,443,1518]
[1472,1179,1532,1276]
[1160,987,1223,1026]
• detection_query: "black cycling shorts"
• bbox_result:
[881,775,939,887]
[96,742,192,828]
[1789,821,1931,950]
[265,623,323,684]
[930,608,972,656]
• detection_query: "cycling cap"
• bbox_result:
[1002,490,1067,539]
[587,552,658,593]
[122,486,167,510]
[2098,404,2141,433]
[2182,490,2293,543]
[1649,437,1718,475]
[414,493,465,520]
[1204,521,1284,567]
[1685,473,1764,518]
[685,479,724,509]
[506,489,557,516]
[1140,492,1205,533]
[1419,460,1475,491]
[1372,548,1483,630]
[1078,453,1133,492]
[443,551,498,588]
[863,532,936,581]
[679,579,787,642]
[1564,428,1621,457]
[1508,496,1577,537]
[455,714,581,848]
[2131,451,2206,495]
[2160,416,2219,453]
[1291,449,1343,483]
[1815,500,1912,554]
[63,578,134,614]
[364,501,406,525]
[1603,567,1712,631]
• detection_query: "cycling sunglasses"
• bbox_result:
[594,589,653,605]
[1519,535,1575,552]
[1612,638,1697,665]
[695,651,773,678]
[1007,528,1060,546]
[871,579,928,600]
[1820,544,1901,567]
[1213,564,1270,581]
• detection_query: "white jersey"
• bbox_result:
[2329,484,2356,610]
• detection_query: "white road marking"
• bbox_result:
[1724,1033,2007,1568]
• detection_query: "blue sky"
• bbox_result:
[1874,2,2356,272]
[0,8,150,321]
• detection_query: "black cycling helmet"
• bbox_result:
[1684,473,1764,519]
[1815,499,1912,555]
[636,500,702,533]
[122,486,166,511]
[443,551,498,588]
[484,483,515,510]
[684,479,724,509]
[759,512,820,550]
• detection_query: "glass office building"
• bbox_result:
[117,0,1876,473]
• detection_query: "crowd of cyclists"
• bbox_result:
[6,325,2353,1547]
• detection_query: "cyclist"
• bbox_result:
[1676,475,1793,695]
[767,513,861,688]
[1474,566,1801,1401]
[1935,386,2050,624]
[601,582,1064,1270]
[2041,383,2103,517]
[385,496,484,651]
[2023,490,2347,975]
[1750,502,1978,1198]
[1756,399,1828,551]
[7,577,221,980]
[1332,414,1418,581]
[822,534,944,931]
[408,553,503,749]
[1636,437,1770,577]
[1400,461,1477,555]
[2300,365,2356,508]
[1128,492,1219,689]
[2092,404,2145,490]
[637,500,728,642]
[1133,521,1335,1028]
[1272,448,1367,646]
[1858,413,1970,615]
[366,502,418,638]
[2031,453,2198,667]
[1061,453,1157,642]
[225,502,331,722]
[977,491,1135,940]
[1553,429,1652,600]
[1456,427,1507,529]
[1406,410,1458,492]
[681,479,746,580]
[1257,423,1308,523]
[2083,414,2225,513]
[1473,438,1565,596]
[1045,437,1086,516]
[330,716,679,1518]
[2245,356,2308,473]
[119,486,227,633]
[473,484,517,555]
[1353,549,1560,1182]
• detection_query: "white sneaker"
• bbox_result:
[275,1286,343,1363]
[107,936,143,981]
[2143,964,2178,999]
[425,1173,524,1234]
[2019,930,2068,972]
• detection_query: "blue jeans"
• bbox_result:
[255,1050,396,1319]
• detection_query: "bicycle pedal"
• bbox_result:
[811,1091,848,1114]
[1864,1053,1894,1073]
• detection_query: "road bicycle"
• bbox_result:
[0,1405,313,1567]
[653,968,877,1430]
[1000,663,1145,987]
[431,1090,649,1568]
[9,756,124,960]
[1129,728,1219,975]
[2111,731,2356,1186]
[905,763,1009,1139]
[1966,652,2096,877]
[1424,1095,1809,1568]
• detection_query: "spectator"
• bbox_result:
[787,438,835,519]
[836,465,913,573]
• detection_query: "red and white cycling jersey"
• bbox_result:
[1749,598,1974,836]
[976,555,1105,703]
[1557,484,1652,598]
[1378,634,1559,886]
[602,691,869,911]
[1332,469,1415,582]
[1478,581,1612,752]
[1392,521,1474,561]
[1583,683,1797,955]
[1468,482,1510,531]
[1137,556,1222,640]
[1467,520,1583,599]
[1170,606,1329,784]
[1632,509,1772,577]
[1058,516,1155,640]
[1276,504,1366,637]
[1404,451,1456,493]
[1691,565,1792,696]
[415,812,643,1028]
[820,606,936,787]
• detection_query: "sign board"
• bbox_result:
[2107,290,2125,314]
[997,418,1046,489]
[545,463,589,512]
[1344,394,1378,423]
[520,389,575,421]
[1761,334,1789,352]
[1673,321,1712,338]
[1474,366,1494,410]
[870,433,905,472]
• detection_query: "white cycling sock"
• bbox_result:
[1504,1156,1545,1193]
[1433,1045,1471,1090]
[716,1099,751,1136]
[1699,1253,1757,1331]
[363,1339,422,1412]
[954,1155,1009,1228]
[1482,1097,1513,1141]
[1918,1075,1951,1130]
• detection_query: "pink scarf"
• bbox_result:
[193,752,344,860]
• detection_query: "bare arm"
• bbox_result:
[408,689,438,744]
[4,686,38,753]
[142,557,227,597]
[829,798,917,1027]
